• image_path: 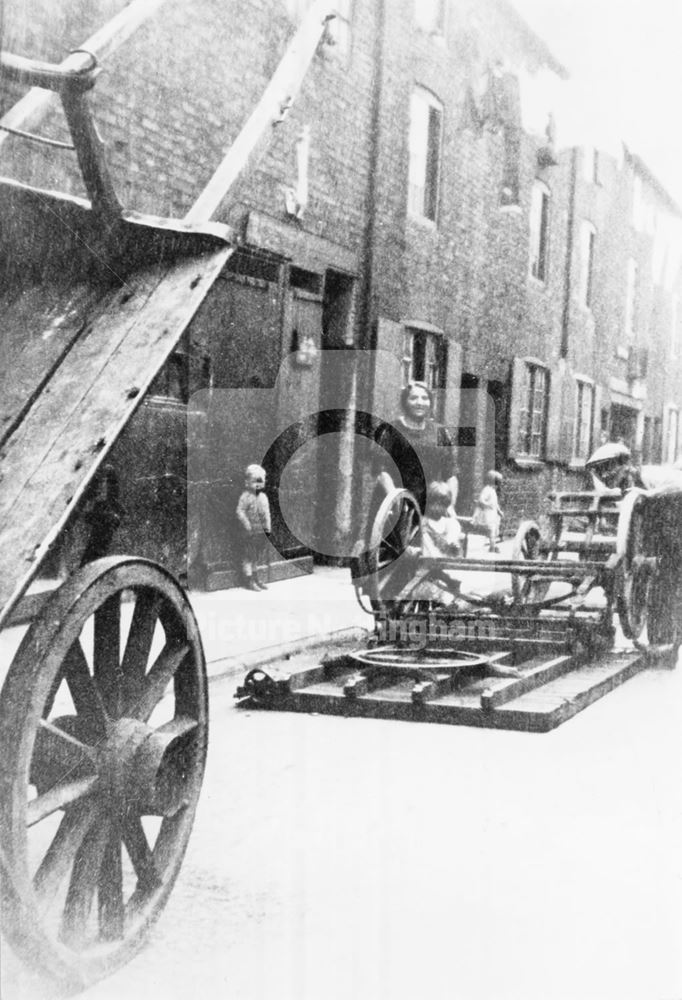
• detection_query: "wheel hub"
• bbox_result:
[101,718,190,817]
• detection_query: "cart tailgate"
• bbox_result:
[0,244,232,628]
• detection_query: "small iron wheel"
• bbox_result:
[348,646,492,673]
[0,556,208,991]
[510,520,556,605]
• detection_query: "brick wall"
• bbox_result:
[0,0,378,272]
[4,0,682,556]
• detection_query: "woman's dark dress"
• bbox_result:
[372,417,456,513]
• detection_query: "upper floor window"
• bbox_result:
[408,87,443,223]
[579,221,596,309]
[415,0,445,34]
[529,181,550,282]
[518,362,549,459]
[573,379,594,461]
[624,258,638,342]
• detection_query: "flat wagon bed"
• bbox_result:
[237,479,682,730]
[235,639,648,733]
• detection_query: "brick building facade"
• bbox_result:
[2,0,681,585]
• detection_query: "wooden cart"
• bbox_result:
[0,3,333,990]
[237,480,682,732]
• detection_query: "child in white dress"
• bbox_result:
[475,470,503,553]
[411,482,463,605]
[421,481,462,559]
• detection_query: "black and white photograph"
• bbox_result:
[1,1,681,998]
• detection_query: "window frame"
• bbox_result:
[573,378,595,462]
[579,221,597,310]
[402,326,447,421]
[407,86,443,225]
[518,362,549,459]
[529,180,550,283]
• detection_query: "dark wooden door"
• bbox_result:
[198,271,282,583]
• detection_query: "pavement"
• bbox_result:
[190,562,372,681]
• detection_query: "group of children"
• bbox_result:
[423,469,503,559]
[235,461,504,593]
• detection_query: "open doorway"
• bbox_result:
[609,403,638,454]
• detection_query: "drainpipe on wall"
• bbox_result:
[347,0,387,541]
[319,0,386,561]
[359,0,387,352]
[560,146,578,359]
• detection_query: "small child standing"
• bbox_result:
[421,481,463,558]
[236,464,272,591]
[475,470,503,553]
[411,482,462,606]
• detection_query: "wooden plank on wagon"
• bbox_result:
[480,654,575,711]
[0,281,116,449]
[0,245,232,628]
[0,266,163,516]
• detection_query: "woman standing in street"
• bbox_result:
[372,381,458,515]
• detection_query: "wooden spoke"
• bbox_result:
[380,537,402,559]
[34,718,97,771]
[131,641,190,722]
[121,591,161,710]
[63,640,108,737]
[94,594,122,717]
[155,715,199,741]
[28,776,99,828]
[123,816,161,892]
[60,821,111,946]
[98,827,124,940]
[33,802,101,904]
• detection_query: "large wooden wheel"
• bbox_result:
[352,489,422,611]
[0,556,208,991]
[615,489,653,640]
[647,558,682,665]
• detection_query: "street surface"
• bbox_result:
[5,647,681,1000]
